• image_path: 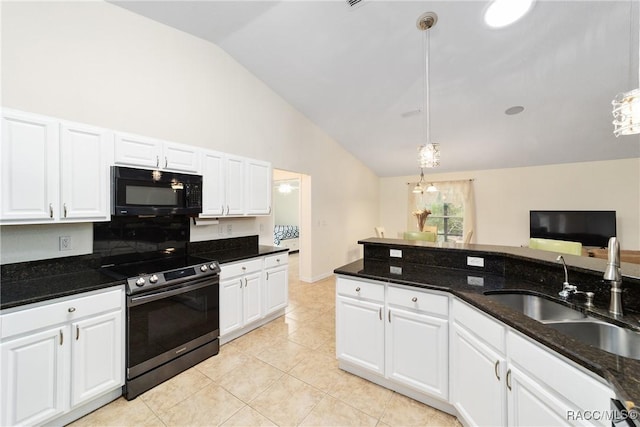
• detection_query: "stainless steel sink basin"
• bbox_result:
[484,292,588,322]
[546,321,640,360]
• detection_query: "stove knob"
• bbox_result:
[200,265,208,272]
[209,263,216,270]
[149,274,159,284]
[135,277,146,287]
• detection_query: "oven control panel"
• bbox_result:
[126,261,221,294]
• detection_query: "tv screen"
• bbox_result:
[529,210,616,248]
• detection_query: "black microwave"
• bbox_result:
[112,166,203,216]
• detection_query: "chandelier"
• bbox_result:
[612,2,640,136]
[416,12,440,168]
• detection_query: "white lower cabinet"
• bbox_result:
[336,276,449,403]
[451,298,614,427]
[219,253,289,344]
[0,287,124,426]
[263,254,289,316]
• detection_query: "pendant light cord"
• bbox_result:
[424,27,431,145]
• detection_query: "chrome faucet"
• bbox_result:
[604,237,623,316]
[557,255,576,298]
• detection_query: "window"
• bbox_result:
[407,180,476,243]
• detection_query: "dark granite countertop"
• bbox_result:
[1,237,288,310]
[335,250,640,416]
[1,255,124,310]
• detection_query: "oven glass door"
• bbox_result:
[127,278,219,378]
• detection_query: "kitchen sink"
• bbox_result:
[546,321,640,360]
[484,292,588,322]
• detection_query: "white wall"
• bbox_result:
[0,1,379,278]
[380,158,640,250]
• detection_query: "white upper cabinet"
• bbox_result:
[245,159,272,215]
[224,155,245,216]
[60,122,111,221]
[1,110,111,224]
[1,110,59,222]
[201,150,226,216]
[114,133,199,173]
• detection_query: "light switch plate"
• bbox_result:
[390,266,402,275]
[467,276,485,286]
[467,256,485,267]
[390,249,403,258]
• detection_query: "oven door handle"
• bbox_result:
[129,277,218,306]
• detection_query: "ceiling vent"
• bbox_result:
[346,0,368,10]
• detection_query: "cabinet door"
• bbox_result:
[243,271,263,325]
[71,311,123,406]
[451,324,506,427]
[0,327,67,426]
[264,265,288,315]
[225,155,245,215]
[245,159,271,215]
[60,122,111,221]
[386,307,448,399]
[201,150,226,216]
[114,133,162,169]
[507,365,571,427]
[220,277,244,336]
[163,141,200,173]
[1,110,59,222]
[336,295,384,375]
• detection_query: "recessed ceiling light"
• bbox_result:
[484,0,534,28]
[505,106,525,115]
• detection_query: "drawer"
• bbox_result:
[453,298,505,353]
[387,286,448,316]
[220,258,263,279]
[1,287,123,339]
[264,253,288,269]
[336,276,384,302]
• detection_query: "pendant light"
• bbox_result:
[413,168,425,193]
[417,12,440,168]
[612,1,640,136]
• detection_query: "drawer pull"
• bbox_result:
[506,369,512,391]
[411,297,418,302]
[494,360,500,381]
[355,287,361,292]
[68,307,76,313]
[242,266,246,271]
[276,258,280,263]
[266,272,269,280]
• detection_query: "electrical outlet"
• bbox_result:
[59,236,72,251]
[467,256,485,267]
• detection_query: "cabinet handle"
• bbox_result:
[165,156,168,168]
[379,307,382,320]
[239,279,243,288]
[76,325,79,340]
[411,296,418,303]
[388,309,391,323]
[266,272,269,280]
[494,360,500,381]
[244,278,248,287]
[506,369,512,391]
[226,205,230,215]
[355,287,361,292]
[49,203,53,218]
[268,206,272,214]
[59,330,63,345]
[221,205,224,214]
[63,203,67,218]
[156,155,159,167]
[68,307,76,313]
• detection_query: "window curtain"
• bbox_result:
[407,179,476,243]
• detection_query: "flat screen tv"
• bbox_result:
[529,210,616,248]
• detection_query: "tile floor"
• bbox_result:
[70,253,461,427]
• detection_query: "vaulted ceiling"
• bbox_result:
[112,0,640,176]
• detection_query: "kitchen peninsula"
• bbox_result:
[334,238,640,427]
